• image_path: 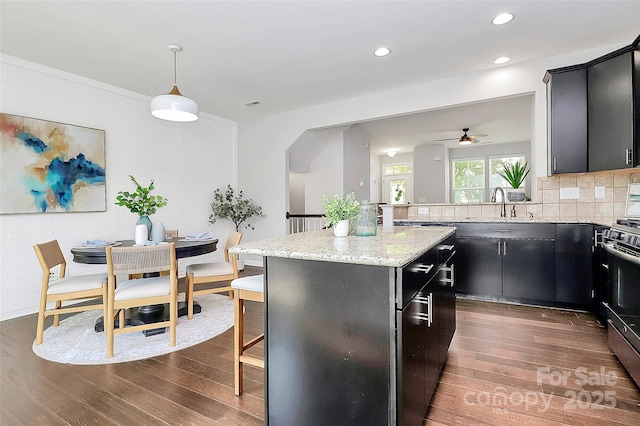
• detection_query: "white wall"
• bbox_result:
[0,55,238,320]
[414,144,447,203]
[305,134,343,213]
[343,125,370,201]
[236,43,623,254]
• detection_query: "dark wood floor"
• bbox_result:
[2,269,639,425]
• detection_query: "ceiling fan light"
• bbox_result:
[458,139,472,146]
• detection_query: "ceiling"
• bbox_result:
[1,1,639,155]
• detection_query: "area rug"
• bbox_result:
[32,294,233,365]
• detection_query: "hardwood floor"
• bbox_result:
[2,271,639,425]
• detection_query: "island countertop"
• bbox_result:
[229,225,455,267]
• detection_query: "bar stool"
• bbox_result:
[231,274,264,396]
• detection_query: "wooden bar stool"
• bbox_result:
[231,274,264,396]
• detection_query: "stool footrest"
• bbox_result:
[243,333,264,351]
[239,355,264,368]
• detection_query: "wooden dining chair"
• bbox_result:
[185,231,242,319]
[231,274,265,396]
[33,240,108,345]
[105,243,178,358]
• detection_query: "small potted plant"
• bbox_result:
[209,185,264,232]
[497,160,531,202]
[322,192,360,237]
[115,175,168,238]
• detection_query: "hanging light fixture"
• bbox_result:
[458,128,473,146]
[150,44,199,122]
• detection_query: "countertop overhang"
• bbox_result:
[230,226,455,267]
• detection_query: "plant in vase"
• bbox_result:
[209,185,264,270]
[115,175,168,239]
[497,160,531,202]
[322,192,360,237]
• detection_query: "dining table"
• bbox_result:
[71,237,218,335]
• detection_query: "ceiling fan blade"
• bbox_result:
[433,137,460,142]
[470,133,488,139]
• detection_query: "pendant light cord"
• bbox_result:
[173,48,178,86]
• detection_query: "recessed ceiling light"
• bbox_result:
[374,47,391,57]
[494,56,510,65]
[492,13,514,25]
[244,101,261,107]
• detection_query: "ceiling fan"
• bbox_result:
[435,128,487,145]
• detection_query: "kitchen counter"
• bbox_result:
[231,226,457,425]
[395,217,614,227]
[230,225,455,267]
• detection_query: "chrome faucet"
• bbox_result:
[491,186,507,218]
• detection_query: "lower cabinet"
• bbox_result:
[454,223,593,308]
[399,239,456,425]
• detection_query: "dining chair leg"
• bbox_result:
[187,273,195,319]
[234,294,244,396]
[52,301,62,327]
[170,293,177,347]
[106,296,114,358]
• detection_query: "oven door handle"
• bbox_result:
[603,243,640,266]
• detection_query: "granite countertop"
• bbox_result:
[230,226,455,267]
[395,217,615,227]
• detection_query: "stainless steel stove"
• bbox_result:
[602,218,640,386]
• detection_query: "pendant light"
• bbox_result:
[150,44,199,122]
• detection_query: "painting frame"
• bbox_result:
[625,183,640,218]
[0,113,106,214]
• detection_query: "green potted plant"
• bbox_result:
[497,160,531,202]
[115,175,168,238]
[322,192,360,237]
[209,185,264,232]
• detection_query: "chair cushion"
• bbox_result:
[186,261,233,277]
[114,276,170,301]
[231,274,264,293]
[47,273,107,295]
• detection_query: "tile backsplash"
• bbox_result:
[398,170,640,222]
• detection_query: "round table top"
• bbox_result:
[70,238,218,264]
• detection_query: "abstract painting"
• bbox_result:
[0,114,106,214]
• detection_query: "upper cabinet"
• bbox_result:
[545,35,640,174]
[588,50,636,171]
[545,67,588,174]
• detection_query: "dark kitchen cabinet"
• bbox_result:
[544,67,588,174]
[454,237,502,296]
[593,225,610,324]
[455,223,556,304]
[556,224,594,308]
[588,50,636,171]
[502,238,556,301]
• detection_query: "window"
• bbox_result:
[452,154,527,203]
[384,163,412,204]
[452,159,485,203]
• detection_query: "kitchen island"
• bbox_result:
[231,226,456,426]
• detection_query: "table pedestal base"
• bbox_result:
[94,301,201,336]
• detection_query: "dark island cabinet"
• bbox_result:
[556,224,594,308]
[588,50,636,171]
[264,237,456,426]
[544,67,588,174]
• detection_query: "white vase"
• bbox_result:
[134,224,148,245]
[151,221,165,242]
[333,219,350,237]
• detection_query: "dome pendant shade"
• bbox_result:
[150,86,199,122]
[150,44,199,122]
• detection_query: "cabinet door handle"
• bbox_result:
[553,157,557,172]
[413,264,434,274]
[626,148,633,165]
[503,241,507,256]
[438,244,455,251]
[414,293,433,327]
[498,241,501,255]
